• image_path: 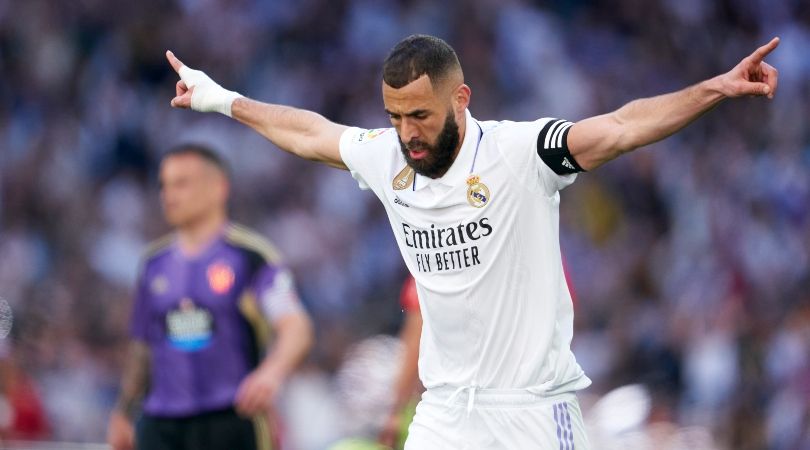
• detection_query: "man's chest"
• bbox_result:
[382,163,522,276]
[144,255,250,316]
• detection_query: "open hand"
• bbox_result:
[234,366,282,417]
[106,410,135,450]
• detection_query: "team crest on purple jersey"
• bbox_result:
[207,262,235,294]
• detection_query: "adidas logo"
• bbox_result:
[562,157,575,170]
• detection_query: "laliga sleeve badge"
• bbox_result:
[466,174,491,208]
[393,165,415,190]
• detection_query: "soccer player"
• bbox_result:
[106,145,314,450]
[165,34,779,448]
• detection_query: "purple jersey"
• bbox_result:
[130,224,300,418]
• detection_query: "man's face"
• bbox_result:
[159,153,227,228]
[383,74,463,179]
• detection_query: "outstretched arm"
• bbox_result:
[568,37,780,171]
[166,51,348,169]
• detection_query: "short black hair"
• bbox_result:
[162,144,230,179]
[382,34,462,89]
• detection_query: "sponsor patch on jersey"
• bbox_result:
[166,298,213,352]
[356,128,390,144]
[466,174,491,208]
[392,165,415,190]
[207,262,235,294]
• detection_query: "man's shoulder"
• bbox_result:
[479,118,551,138]
[222,223,284,267]
[344,127,398,148]
[141,233,174,265]
[477,118,561,154]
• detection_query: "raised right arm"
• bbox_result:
[166,51,348,169]
[230,98,348,169]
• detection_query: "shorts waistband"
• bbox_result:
[426,385,577,409]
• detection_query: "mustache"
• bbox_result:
[405,140,429,151]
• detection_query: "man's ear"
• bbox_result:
[453,84,471,115]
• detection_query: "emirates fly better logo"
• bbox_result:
[401,218,494,273]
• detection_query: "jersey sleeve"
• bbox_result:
[399,276,420,313]
[128,269,150,342]
[493,118,581,197]
[339,126,397,192]
[254,266,304,321]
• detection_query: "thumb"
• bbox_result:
[754,82,771,96]
[738,80,771,97]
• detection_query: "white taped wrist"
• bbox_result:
[179,66,244,117]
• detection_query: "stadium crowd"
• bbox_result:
[0,0,808,448]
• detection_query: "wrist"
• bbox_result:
[257,360,288,381]
[191,86,243,117]
[113,399,139,421]
[217,89,244,118]
[705,74,733,99]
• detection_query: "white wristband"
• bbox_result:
[179,66,244,117]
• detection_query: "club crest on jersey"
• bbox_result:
[356,128,390,143]
[466,174,491,208]
[207,262,235,294]
[392,165,415,190]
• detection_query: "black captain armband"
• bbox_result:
[536,119,585,175]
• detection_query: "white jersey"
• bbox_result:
[339,109,591,395]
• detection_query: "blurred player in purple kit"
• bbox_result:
[107,145,313,450]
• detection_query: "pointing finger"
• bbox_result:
[166,50,185,74]
[750,37,780,64]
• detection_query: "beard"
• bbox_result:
[399,111,460,179]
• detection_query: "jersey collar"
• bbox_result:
[413,109,480,191]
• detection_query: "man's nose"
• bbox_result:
[400,118,420,144]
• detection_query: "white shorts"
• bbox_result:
[405,387,590,450]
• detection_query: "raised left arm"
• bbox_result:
[568,37,780,171]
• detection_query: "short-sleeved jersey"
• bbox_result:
[130,223,301,418]
[339,110,590,395]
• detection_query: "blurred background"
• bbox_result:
[0,0,808,449]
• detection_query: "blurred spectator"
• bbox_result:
[0,342,49,441]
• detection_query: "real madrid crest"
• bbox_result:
[392,165,415,191]
[466,174,491,208]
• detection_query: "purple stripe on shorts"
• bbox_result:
[564,402,575,450]
[554,403,564,450]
